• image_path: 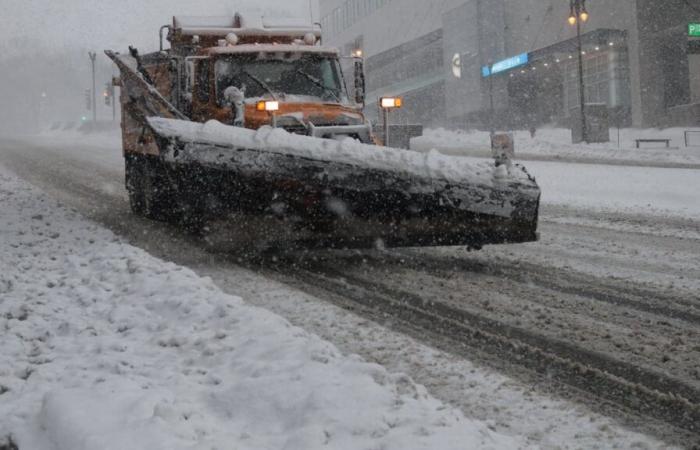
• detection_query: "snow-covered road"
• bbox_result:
[1,168,519,450]
[1,132,697,448]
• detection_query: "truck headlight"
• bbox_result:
[256,101,280,112]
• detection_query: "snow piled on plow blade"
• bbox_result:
[148,118,541,223]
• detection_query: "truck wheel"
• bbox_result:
[141,157,175,222]
[125,155,145,216]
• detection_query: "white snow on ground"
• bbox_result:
[412,127,700,167]
[0,168,522,449]
[226,267,681,450]
[1,130,690,449]
[516,160,700,220]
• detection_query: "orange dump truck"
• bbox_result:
[106,14,540,251]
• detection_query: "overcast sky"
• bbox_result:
[0,0,319,53]
[0,0,320,131]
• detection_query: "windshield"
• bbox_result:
[215,53,349,104]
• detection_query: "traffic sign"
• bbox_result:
[481,53,529,78]
[689,23,700,37]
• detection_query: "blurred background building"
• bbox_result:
[319,0,700,129]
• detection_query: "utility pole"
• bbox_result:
[488,60,495,137]
[104,81,116,122]
[89,51,97,123]
[568,0,589,143]
[575,9,587,143]
[383,107,390,147]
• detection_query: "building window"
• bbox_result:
[563,49,630,114]
[321,0,392,39]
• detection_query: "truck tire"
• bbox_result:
[125,155,145,216]
[124,155,174,222]
[141,157,175,222]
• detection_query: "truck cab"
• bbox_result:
[167,14,372,143]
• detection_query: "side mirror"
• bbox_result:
[223,86,246,127]
[223,86,245,104]
[354,59,365,106]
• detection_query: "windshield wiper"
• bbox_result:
[241,70,278,100]
[296,69,341,102]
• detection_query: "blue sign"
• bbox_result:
[482,53,529,77]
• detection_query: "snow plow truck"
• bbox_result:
[106,14,540,251]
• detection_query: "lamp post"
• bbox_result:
[88,51,97,123]
[104,81,117,122]
[379,97,402,147]
[568,0,589,143]
[488,60,495,137]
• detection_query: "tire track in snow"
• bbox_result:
[273,259,700,437]
[393,251,700,325]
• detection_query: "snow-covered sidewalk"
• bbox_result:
[412,127,700,168]
[0,170,520,449]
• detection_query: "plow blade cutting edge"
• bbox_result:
[146,117,541,250]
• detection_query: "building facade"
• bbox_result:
[319,0,700,129]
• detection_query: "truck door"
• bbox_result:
[191,58,212,122]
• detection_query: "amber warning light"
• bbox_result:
[256,100,280,112]
[380,97,402,109]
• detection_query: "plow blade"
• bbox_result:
[147,118,541,250]
[107,48,539,250]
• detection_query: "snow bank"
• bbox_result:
[528,160,700,220]
[0,168,522,449]
[412,127,700,167]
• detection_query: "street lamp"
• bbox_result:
[379,97,402,147]
[568,0,589,143]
